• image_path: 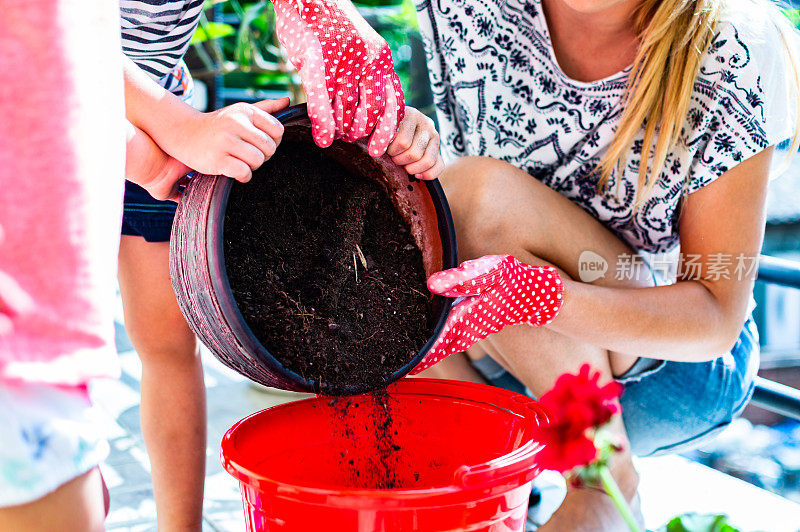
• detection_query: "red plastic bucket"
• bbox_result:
[221,379,550,531]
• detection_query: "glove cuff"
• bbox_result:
[523,265,565,327]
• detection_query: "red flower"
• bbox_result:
[540,364,623,430]
[533,422,599,473]
[533,364,624,473]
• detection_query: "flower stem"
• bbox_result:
[598,465,643,532]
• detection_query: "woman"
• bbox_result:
[411,0,799,528]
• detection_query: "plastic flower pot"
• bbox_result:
[169,104,457,395]
[221,378,550,532]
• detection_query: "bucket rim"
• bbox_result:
[220,378,550,505]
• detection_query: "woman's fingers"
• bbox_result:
[0,270,33,319]
[367,82,401,157]
[386,111,418,158]
[392,128,439,168]
[333,67,358,139]
[0,313,12,336]
[307,89,336,147]
[345,81,372,142]
[333,89,348,139]
[299,51,336,148]
[427,255,508,297]
[409,299,476,374]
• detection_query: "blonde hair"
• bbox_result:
[598,0,800,207]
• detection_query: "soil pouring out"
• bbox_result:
[223,128,437,488]
[223,128,434,396]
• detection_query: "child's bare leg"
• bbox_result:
[118,235,205,531]
[0,468,106,532]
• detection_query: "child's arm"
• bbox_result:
[123,56,288,182]
[125,121,191,201]
[386,107,445,181]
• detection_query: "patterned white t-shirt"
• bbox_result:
[415,0,795,266]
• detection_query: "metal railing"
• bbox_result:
[751,255,800,420]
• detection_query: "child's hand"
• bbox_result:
[172,97,290,181]
[126,121,192,201]
[140,156,193,202]
[386,107,444,180]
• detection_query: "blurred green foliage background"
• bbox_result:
[186,0,432,114]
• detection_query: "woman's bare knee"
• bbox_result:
[441,156,581,262]
[441,156,541,260]
[441,157,652,288]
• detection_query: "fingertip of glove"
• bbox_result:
[312,132,334,148]
[426,270,452,294]
[367,136,389,157]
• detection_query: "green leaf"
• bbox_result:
[234,2,268,66]
[660,513,741,532]
[392,0,421,30]
[191,22,236,44]
[783,8,800,27]
[253,72,294,86]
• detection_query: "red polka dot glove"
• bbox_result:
[410,255,565,374]
[272,0,405,156]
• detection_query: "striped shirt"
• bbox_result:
[120,0,204,93]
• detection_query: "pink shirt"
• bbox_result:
[0,0,125,385]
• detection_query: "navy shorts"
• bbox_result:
[470,316,759,457]
[121,180,177,243]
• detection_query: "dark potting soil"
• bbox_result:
[223,138,433,395]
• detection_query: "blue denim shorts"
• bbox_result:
[121,181,177,243]
[470,316,759,457]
